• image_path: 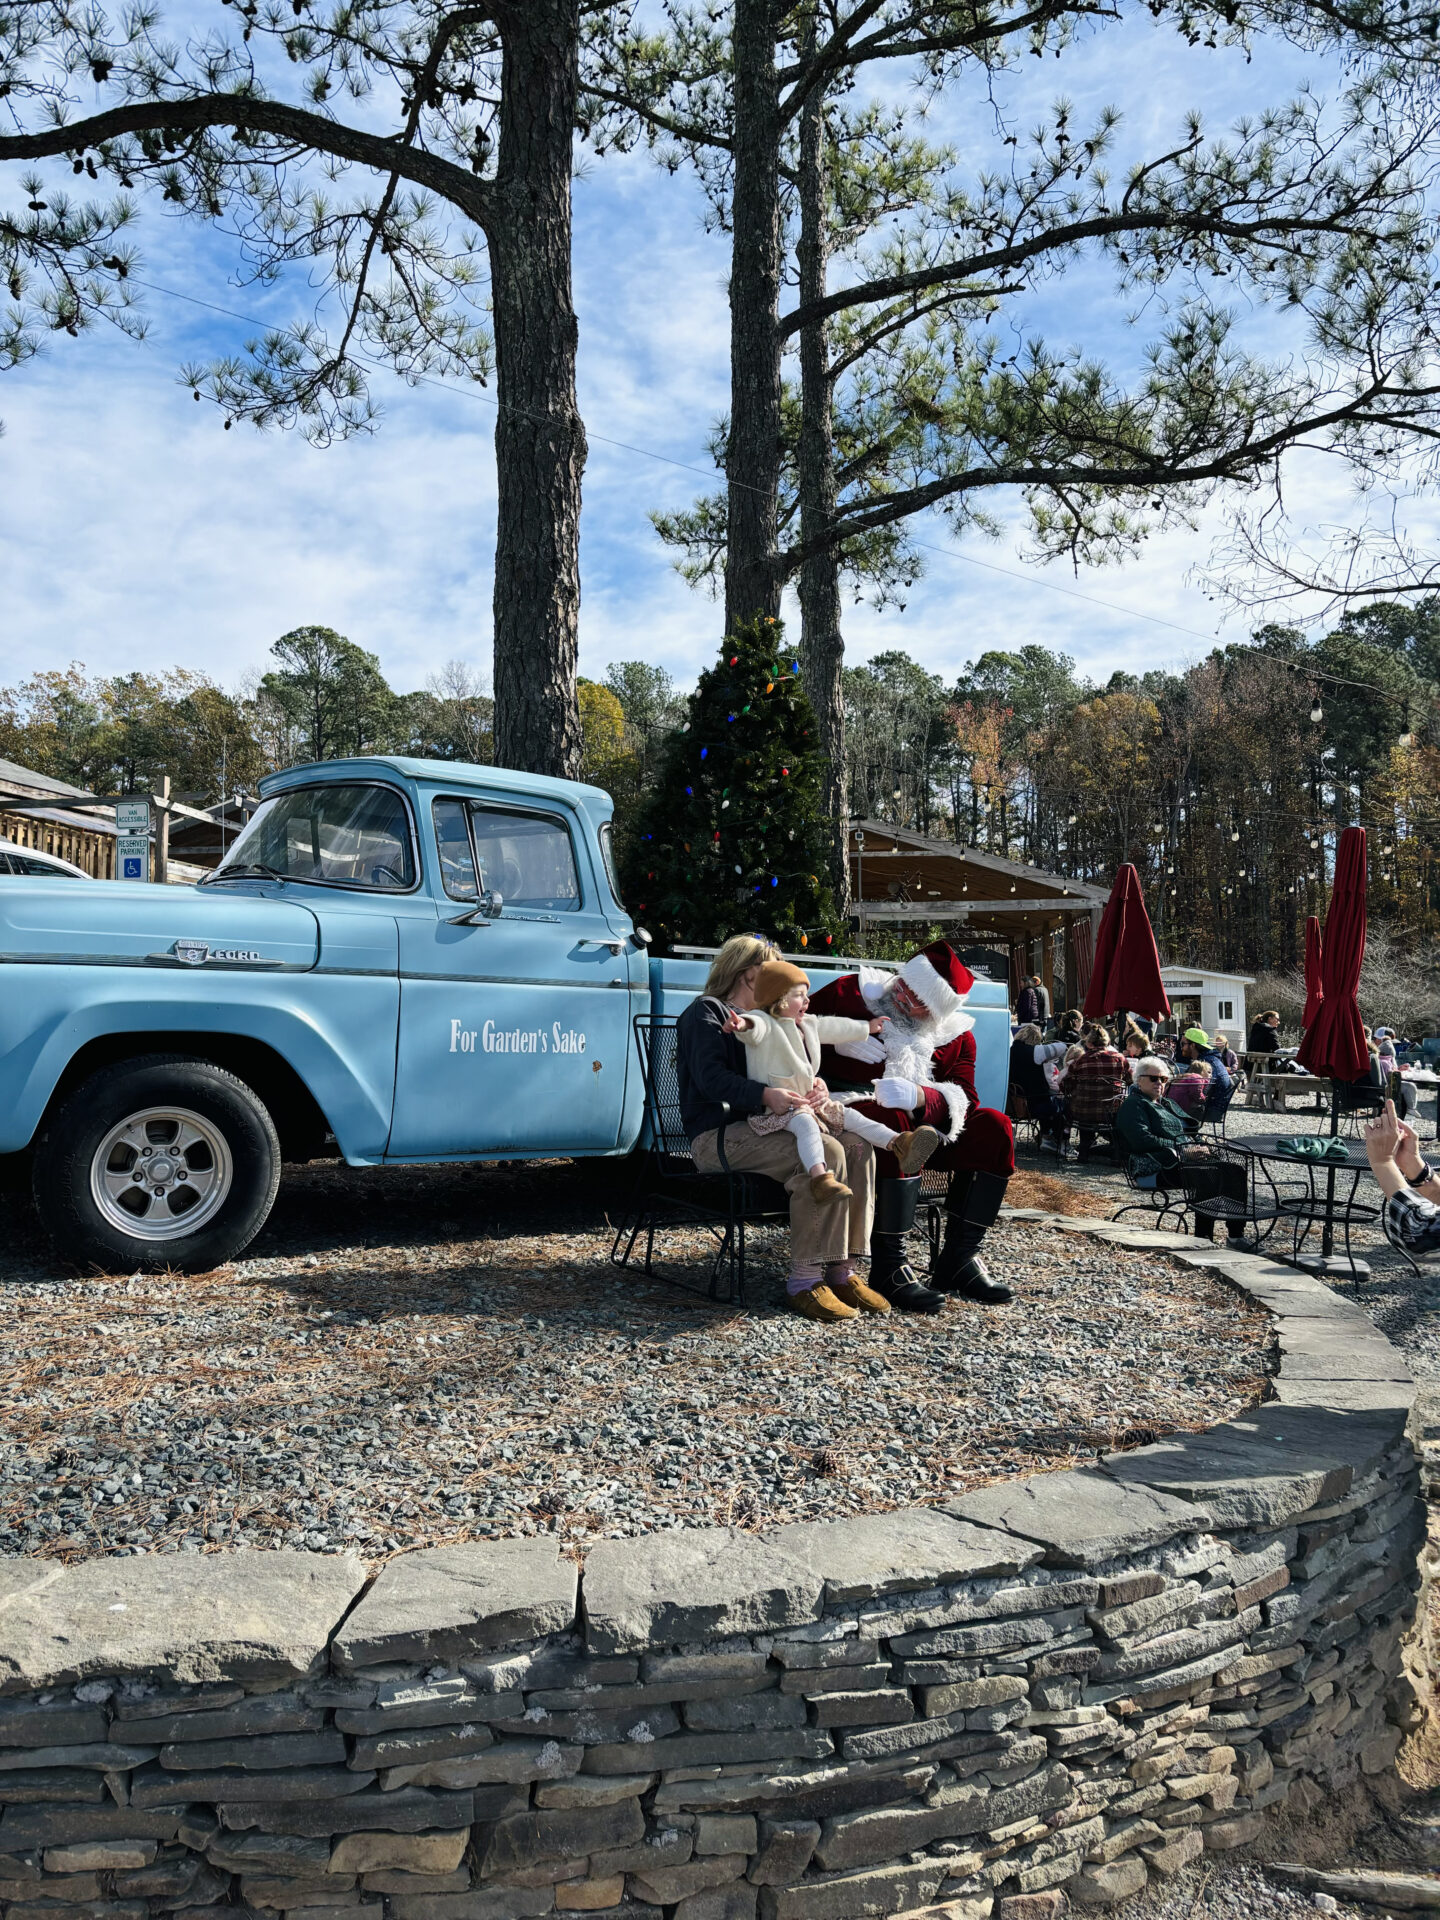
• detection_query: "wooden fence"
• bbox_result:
[0,810,115,879]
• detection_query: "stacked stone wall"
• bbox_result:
[0,1240,1426,1920]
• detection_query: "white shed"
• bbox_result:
[1159,966,1255,1045]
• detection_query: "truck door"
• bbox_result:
[389,795,634,1157]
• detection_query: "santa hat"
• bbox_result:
[899,940,974,1021]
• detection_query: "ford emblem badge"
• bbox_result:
[174,939,210,966]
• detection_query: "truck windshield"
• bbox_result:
[210,784,415,891]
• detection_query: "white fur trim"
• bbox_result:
[929,1007,974,1047]
[901,951,963,1020]
[856,968,895,1007]
[931,1078,969,1139]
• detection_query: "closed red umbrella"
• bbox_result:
[1083,864,1172,1023]
[1297,827,1368,1083]
[1302,915,1324,1031]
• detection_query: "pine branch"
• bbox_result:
[0,94,494,228]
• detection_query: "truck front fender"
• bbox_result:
[0,966,398,1161]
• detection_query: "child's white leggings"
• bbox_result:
[786,1105,898,1170]
[841,1107,901,1149]
[785,1108,828,1171]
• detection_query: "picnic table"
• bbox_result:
[1244,1072,1332,1113]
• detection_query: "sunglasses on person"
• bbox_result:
[1139,1072,1169,1085]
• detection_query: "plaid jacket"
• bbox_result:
[1058,1047,1127,1127]
[1385,1173,1440,1255]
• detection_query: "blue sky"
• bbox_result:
[3,9,1434,703]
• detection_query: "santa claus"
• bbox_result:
[808,940,1016,1313]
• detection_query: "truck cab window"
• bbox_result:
[469,806,580,911]
[214,784,415,891]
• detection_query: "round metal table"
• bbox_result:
[1232,1133,1381,1283]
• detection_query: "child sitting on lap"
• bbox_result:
[725,960,940,1205]
[1167,1057,1212,1119]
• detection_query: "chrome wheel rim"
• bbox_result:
[89,1106,234,1242]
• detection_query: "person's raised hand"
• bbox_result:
[721,1008,750,1036]
[868,1016,888,1035]
[1364,1098,1404,1169]
[762,1086,803,1114]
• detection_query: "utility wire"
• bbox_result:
[130,273,1438,703]
[118,276,1259,652]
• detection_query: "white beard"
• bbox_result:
[871,983,969,1136]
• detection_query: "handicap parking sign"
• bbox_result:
[117,834,150,882]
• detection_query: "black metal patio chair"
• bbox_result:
[1112,1157,1193,1233]
[609,1013,791,1306]
[1333,1080,1386,1138]
[1188,1139,1294,1247]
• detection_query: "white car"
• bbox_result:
[0,837,92,878]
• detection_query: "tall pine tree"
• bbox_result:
[625,617,840,953]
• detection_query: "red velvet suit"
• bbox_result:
[808,974,1015,1181]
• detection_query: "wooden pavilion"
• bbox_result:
[848,819,1109,1007]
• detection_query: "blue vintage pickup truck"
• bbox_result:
[0,757,1009,1271]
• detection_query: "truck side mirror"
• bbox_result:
[447,889,505,927]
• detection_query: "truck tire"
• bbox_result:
[33,1055,283,1273]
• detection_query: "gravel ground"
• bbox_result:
[0,1157,1270,1562]
[1125,1863,1366,1917]
[1019,1095,1440,1412]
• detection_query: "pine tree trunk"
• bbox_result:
[489,0,586,778]
[796,57,849,916]
[724,0,783,633]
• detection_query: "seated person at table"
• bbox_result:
[1010,1023,1070,1154]
[1248,1010,1282,1053]
[1114,1058,1253,1245]
[1352,1028,1417,1120]
[1212,1032,1240,1076]
[1365,1099,1440,1256]
[1167,1057,1211,1119]
[1336,1034,1400,1118]
[1177,1028,1233,1117]
[1057,1025,1127,1162]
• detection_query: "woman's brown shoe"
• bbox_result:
[892,1125,941,1176]
[828,1276,891,1315]
[809,1171,853,1205]
[790,1285,858,1322]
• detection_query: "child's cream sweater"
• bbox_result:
[736,1008,871,1095]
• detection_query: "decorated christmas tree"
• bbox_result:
[623,615,841,953]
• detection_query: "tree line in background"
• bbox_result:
[6,600,1440,980]
[0,626,678,814]
[841,603,1440,974]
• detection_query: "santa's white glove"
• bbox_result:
[835,1036,886,1064]
[875,1076,921,1111]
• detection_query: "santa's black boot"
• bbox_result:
[868,1177,945,1314]
[930,1170,1014,1304]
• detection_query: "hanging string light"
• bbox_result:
[1310,697,1324,724]
[1399,701,1414,750]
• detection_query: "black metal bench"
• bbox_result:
[609,1013,791,1305]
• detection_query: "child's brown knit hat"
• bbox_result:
[753,959,810,1010]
